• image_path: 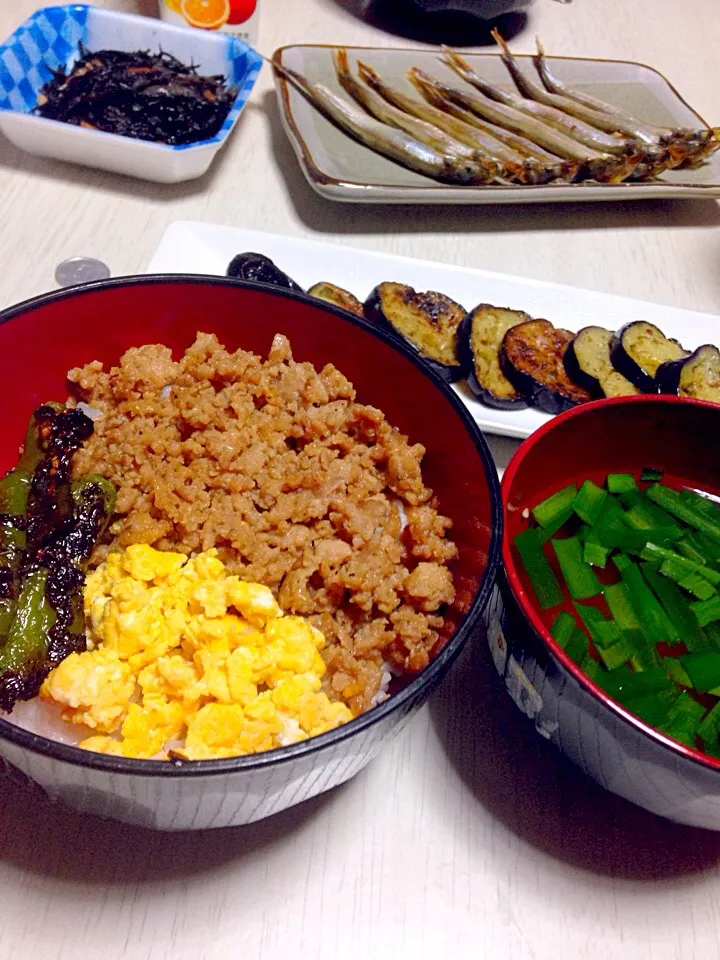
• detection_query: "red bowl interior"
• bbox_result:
[0,275,498,664]
[502,395,720,769]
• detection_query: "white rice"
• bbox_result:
[5,698,89,747]
[279,716,304,746]
[396,501,408,532]
[76,402,103,422]
[371,663,393,707]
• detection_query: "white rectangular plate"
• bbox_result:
[146,221,720,440]
[273,44,720,205]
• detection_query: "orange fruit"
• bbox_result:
[180,0,230,29]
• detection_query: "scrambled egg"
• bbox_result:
[40,545,353,760]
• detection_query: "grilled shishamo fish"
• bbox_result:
[441,47,647,159]
[491,28,719,174]
[356,60,568,185]
[272,42,718,188]
[531,38,720,168]
[333,50,481,161]
[408,68,637,184]
[271,55,500,185]
[440,48,672,179]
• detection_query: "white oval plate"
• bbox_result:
[146,221,720,440]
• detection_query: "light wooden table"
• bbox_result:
[0,2,719,958]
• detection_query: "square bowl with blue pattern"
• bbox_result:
[0,5,263,183]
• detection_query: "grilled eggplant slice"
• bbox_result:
[364,282,467,382]
[308,282,364,318]
[458,304,530,409]
[610,321,688,392]
[564,325,640,399]
[657,344,720,402]
[501,319,592,414]
[226,253,304,292]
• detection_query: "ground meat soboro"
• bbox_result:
[68,333,457,714]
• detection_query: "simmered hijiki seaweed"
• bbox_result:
[35,45,237,146]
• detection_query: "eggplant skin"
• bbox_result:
[657,344,720,402]
[364,282,467,383]
[564,325,639,399]
[501,319,592,414]
[610,321,687,393]
[458,305,529,409]
[308,282,364,318]
[227,253,304,292]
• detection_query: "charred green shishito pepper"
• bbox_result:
[0,405,116,713]
[0,405,65,646]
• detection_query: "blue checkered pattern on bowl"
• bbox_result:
[0,4,263,150]
[0,5,87,113]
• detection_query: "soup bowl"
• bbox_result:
[0,276,501,830]
[493,395,720,829]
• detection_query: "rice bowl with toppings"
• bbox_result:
[0,277,501,829]
[2,327,459,761]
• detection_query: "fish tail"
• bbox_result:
[532,39,553,92]
[490,29,529,94]
[412,76,446,110]
[440,47,473,76]
[407,67,431,96]
[357,60,383,91]
[333,48,358,101]
[407,67,444,97]
[333,48,350,78]
[490,29,513,65]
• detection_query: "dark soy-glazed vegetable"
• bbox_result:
[223,250,720,415]
[657,345,720,403]
[35,45,237,146]
[610,321,688,393]
[226,253,304,292]
[500,318,591,414]
[364,282,467,383]
[0,406,116,712]
[458,305,529,409]
[308,282,364,317]
[563,325,639,399]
